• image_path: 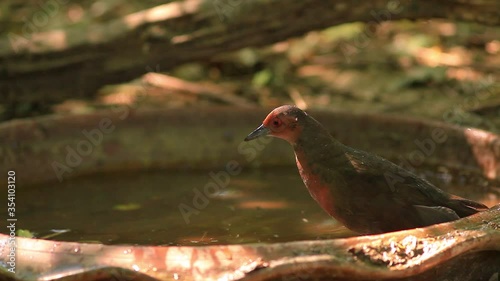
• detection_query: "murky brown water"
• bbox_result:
[3,167,499,246]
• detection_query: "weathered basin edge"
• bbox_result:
[0,205,498,281]
[1,106,499,185]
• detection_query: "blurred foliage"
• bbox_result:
[113,203,142,211]
[17,229,35,238]
[0,0,171,33]
[1,1,499,132]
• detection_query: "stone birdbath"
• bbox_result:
[0,107,499,281]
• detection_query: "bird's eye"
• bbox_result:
[272,118,282,127]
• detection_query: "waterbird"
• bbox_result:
[244,105,488,234]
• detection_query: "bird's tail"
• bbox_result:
[449,195,489,217]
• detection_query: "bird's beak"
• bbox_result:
[244,124,270,141]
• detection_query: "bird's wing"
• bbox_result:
[341,148,451,207]
[341,148,488,217]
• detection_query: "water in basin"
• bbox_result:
[3,166,499,246]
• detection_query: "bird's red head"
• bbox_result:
[245,105,305,144]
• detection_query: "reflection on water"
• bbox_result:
[4,167,499,246]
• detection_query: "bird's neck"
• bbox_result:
[293,118,349,183]
[293,118,347,164]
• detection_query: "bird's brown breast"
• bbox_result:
[295,150,342,220]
